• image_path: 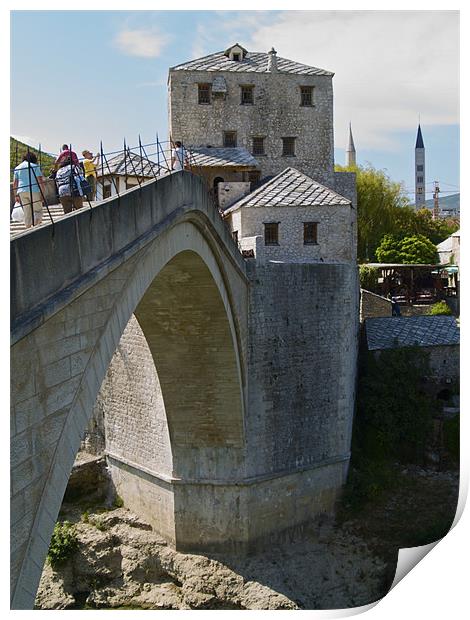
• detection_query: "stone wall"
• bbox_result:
[245,261,359,480]
[228,203,355,263]
[218,181,251,210]
[169,70,334,186]
[427,345,459,385]
[360,289,392,322]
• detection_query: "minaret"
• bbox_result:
[346,123,356,167]
[415,124,425,209]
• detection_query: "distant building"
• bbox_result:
[415,124,426,209]
[346,123,356,167]
[96,152,159,199]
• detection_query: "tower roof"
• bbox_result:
[347,123,356,152]
[170,45,333,76]
[415,124,425,149]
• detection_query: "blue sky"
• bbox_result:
[10,10,460,201]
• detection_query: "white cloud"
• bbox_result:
[243,11,459,151]
[114,27,171,58]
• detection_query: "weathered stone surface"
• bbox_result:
[35,507,387,610]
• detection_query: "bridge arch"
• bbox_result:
[10,175,248,608]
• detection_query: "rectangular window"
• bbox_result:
[303,222,318,245]
[103,184,112,199]
[264,222,279,246]
[282,137,296,156]
[223,131,237,148]
[252,137,265,156]
[417,176,424,183]
[417,187,423,194]
[198,83,211,104]
[232,53,240,62]
[417,165,423,171]
[232,230,239,243]
[241,85,254,105]
[300,86,314,107]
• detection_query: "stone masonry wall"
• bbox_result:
[169,71,334,186]
[360,289,392,322]
[232,204,354,263]
[244,262,359,477]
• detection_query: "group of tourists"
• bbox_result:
[12,144,100,229]
[13,139,189,230]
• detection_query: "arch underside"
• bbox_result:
[10,216,248,608]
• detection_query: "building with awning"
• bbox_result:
[364,263,458,304]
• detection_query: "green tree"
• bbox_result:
[335,164,412,261]
[335,164,458,262]
[376,234,438,264]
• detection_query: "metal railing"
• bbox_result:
[10,136,219,234]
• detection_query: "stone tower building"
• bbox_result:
[168,43,336,187]
[415,124,426,208]
[346,123,356,167]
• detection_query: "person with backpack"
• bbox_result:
[55,156,85,213]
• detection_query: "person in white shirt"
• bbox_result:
[171,141,189,171]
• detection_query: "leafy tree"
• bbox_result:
[335,164,458,261]
[336,164,411,261]
[376,234,438,264]
[374,234,401,263]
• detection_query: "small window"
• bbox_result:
[417,176,424,183]
[241,85,254,105]
[300,86,314,107]
[417,187,423,194]
[232,230,239,243]
[223,131,237,148]
[252,137,265,156]
[103,184,112,199]
[417,165,424,171]
[264,222,279,246]
[303,222,318,245]
[198,83,211,105]
[282,137,296,156]
[232,53,240,62]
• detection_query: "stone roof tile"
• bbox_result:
[224,167,350,212]
[171,50,333,76]
[189,146,259,168]
[365,316,460,350]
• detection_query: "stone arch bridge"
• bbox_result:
[11,171,358,609]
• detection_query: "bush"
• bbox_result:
[359,265,379,292]
[428,301,453,316]
[47,521,78,567]
[355,348,439,464]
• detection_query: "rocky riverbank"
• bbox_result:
[35,464,458,610]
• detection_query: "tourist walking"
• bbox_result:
[82,150,100,200]
[171,140,189,171]
[12,152,46,228]
[54,144,80,169]
[55,157,85,213]
[391,297,401,317]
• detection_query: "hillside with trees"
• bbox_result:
[10,137,55,180]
